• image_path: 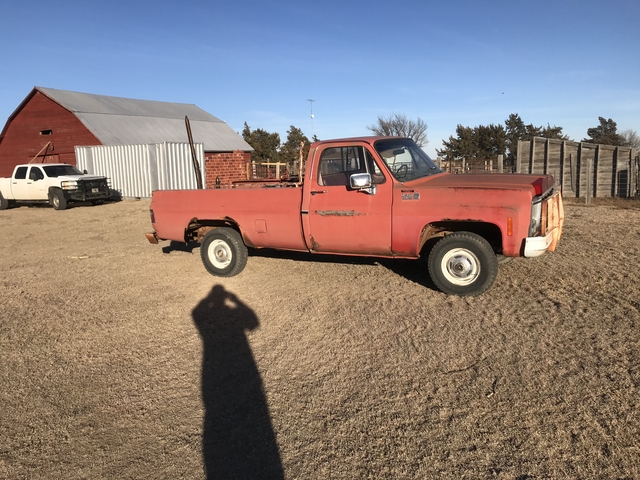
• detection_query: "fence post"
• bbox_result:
[560,141,565,193]
[544,138,549,174]
[593,144,599,198]
[497,154,503,173]
[517,141,523,173]
[530,138,536,174]
[586,157,592,204]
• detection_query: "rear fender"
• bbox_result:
[186,217,250,246]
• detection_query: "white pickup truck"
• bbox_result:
[0,164,110,210]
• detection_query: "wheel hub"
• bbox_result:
[208,239,232,268]
[441,248,480,286]
[449,256,473,278]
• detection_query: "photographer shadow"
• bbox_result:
[192,285,284,479]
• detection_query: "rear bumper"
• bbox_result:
[523,192,565,258]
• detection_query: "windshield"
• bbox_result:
[43,165,83,177]
[374,138,441,182]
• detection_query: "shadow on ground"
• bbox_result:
[192,285,284,480]
[164,239,441,292]
[250,248,439,291]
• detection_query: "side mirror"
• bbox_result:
[350,173,376,194]
[83,169,88,175]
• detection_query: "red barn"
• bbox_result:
[0,87,252,186]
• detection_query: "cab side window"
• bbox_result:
[29,167,44,181]
[317,146,386,186]
[14,167,28,180]
[365,149,386,185]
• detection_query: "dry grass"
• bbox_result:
[1,199,639,479]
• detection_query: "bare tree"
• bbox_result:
[620,129,640,150]
[367,113,428,147]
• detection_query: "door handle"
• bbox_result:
[311,190,327,195]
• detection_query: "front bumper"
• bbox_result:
[146,232,159,244]
[523,192,564,258]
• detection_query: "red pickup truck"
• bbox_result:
[146,136,564,296]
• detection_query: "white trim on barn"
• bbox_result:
[75,142,205,199]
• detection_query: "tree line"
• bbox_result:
[241,123,315,165]
[241,114,638,165]
[242,113,428,164]
[437,115,639,164]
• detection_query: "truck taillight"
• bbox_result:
[150,209,156,224]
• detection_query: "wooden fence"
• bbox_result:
[438,156,507,174]
[516,138,638,199]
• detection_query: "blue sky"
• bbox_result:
[1,0,638,157]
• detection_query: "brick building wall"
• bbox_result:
[204,151,251,187]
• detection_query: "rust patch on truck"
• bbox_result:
[309,236,320,251]
[314,210,362,217]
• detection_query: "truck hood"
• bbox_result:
[406,172,555,195]
[56,174,107,181]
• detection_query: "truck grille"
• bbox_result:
[79,179,110,199]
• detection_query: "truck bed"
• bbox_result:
[150,184,308,251]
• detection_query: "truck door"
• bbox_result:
[12,166,48,200]
[11,166,30,200]
[302,144,392,255]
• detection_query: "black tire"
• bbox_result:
[200,227,248,277]
[427,232,498,296]
[49,189,67,210]
[0,193,9,210]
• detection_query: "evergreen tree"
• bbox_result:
[242,122,281,163]
[279,126,310,163]
[582,117,626,146]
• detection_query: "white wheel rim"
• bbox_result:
[52,196,59,208]
[441,248,480,286]
[207,239,232,269]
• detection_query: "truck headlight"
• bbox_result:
[529,198,543,236]
[61,180,77,190]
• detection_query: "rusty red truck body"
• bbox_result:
[147,137,564,295]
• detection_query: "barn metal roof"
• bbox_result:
[36,87,252,152]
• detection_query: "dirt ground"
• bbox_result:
[1,198,639,479]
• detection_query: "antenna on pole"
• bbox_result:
[308,99,315,138]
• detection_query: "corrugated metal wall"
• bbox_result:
[75,142,205,198]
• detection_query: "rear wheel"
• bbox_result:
[427,232,498,296]
[49,189,67,210]
[200,227,248,277]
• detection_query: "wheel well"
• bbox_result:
[419,221,503,256]
[185,218,247,245]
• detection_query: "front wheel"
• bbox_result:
[49,189,67,210]
[200,227,248,277]
[427,232,498,296]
